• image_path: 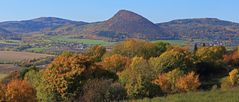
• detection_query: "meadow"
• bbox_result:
[49,35,114,45]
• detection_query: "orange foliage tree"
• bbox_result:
[153,69,182,94]
[0,83,6,101]
[175,72,200,92]
[153,70,200,93]
[5,80,36,102]
[101,54,130,73]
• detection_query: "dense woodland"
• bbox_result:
[1,39,239,102]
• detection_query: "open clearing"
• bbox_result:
[0,51,53,63]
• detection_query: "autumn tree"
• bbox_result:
[119,57,160,98]
[149,47,194,74]
[112,39,168,59]
[5,80,36,102]
[24,69,41,88]
[101,54,130,73]
[196,46,226,62]
[221,69,239,90]
[0,83,6,101]
[42,54,92,100]
[223,46,239,67]
[153,70,200,93]
[175,72,200,92]
[153,69,182,94]
[41,53,117,101]
[86,45,106,62]
[195,46,227,76]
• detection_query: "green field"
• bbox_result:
[0,40,23,45]
[49,35,114,45]
[153,40,187,46]
[25,47,48,53]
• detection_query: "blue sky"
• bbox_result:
[0,0,238,23]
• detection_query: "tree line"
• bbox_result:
[0,39,239,102]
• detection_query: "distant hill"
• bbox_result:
[0,10,239,41]
[77,10,169,40]
[0,27,14,39]
[0,17,87,34]
[158,18,239,40]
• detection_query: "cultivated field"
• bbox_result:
[0,51,53,63]
[0,64,19,80]
[0,64,18,73]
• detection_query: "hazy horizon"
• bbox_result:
[0,0,238,23]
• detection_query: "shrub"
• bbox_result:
[78,79,127,102]
[24,69,42,90]
[107,82,127,101]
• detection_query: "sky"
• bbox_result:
[0,0,238,23]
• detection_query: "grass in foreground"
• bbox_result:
[135,89,239,102]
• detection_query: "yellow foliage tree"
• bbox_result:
[221,69,239,89]
[119,57,159,98]
[229,69,239,86]
[112,39,167,59]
